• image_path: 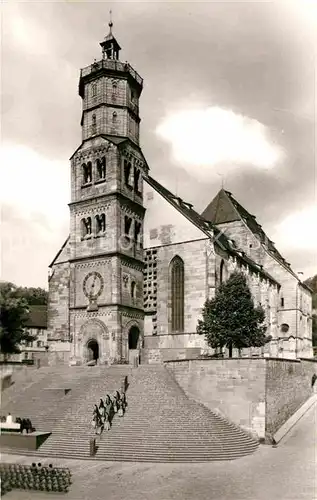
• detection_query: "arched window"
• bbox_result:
[96,157,106,179]
[220,259,225,285]
[95,213,105,234]
[170,256,184,333]
[81,217,92,238]
[91,84,97,97]
[112,111,117,123]
[131,281,136,299]
[82,162,92,184]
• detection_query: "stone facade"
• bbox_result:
[47,29,313,366]
[214,219,313,358]
[48,29,146,366]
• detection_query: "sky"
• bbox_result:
[1,0,316,289]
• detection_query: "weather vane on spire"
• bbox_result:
[109,9,113,32]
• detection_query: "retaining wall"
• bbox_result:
[165,357,317,440]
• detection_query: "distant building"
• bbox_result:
[7,306,48,366]
[23,305,48,365]
[47,25,313,366]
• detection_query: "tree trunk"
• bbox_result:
[228,343,233,358]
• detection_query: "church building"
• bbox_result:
[47,25,313,366]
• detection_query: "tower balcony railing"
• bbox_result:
[80,59,143,87]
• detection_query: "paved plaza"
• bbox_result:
[2,402,316,500]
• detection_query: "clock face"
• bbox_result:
[83,272,104,299]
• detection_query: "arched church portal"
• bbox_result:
[128,326,140,350]
[128,326,141,365]
[86,339,99,362]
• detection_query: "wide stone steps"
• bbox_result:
[36,371,126,456]
[1,364,259,462]
[92,365,259,462]
[1,367,106,430]
[1,369,53,408]
[1,366,127,458]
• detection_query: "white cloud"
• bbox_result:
[0,143,69,287]
[156,107,284,178]
[0,143,69,232]
[5,4,51,57]
[272,205,317,252]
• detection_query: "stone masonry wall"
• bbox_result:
[215,220,313,358]
[165,359,267,439]
[48,262,70,341]
[155,239,212,335]
[265,358,317,436]
[165,358,317,440]
[141,347,202,364]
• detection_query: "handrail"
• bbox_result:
[80,59,143,86]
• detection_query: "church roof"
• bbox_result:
[49,176,281,287]
[49,236,69,268]
[145,175,213,237]
[201,189,310,287]
[145,176,280,287]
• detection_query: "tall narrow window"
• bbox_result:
[219,259,224,285]
[83,163,92,184]
[124,216,132,237]
[112,111,117,124]
[96,157,106,180]
[134,221,141,242]
[134,167,141,194]
[91,114,97,134]
[95,214,106,234]
[170,256,184,333]
[81,217,92,238]
[91,83,97,97]
[124,160,132,188]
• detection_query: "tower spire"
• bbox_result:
[100,10,121,60]
[108,9,113,33]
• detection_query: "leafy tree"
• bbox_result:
[197,271,271,357]
[0,281,48,305]
[0,282,36,361]
[15,285,48,305]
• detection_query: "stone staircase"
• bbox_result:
[95,365,259,462]
[0,366,128,457]
[1,365,259,462]
[1,367,54,411]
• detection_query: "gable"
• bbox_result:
[203,189,298,277]
[143,179,207,248]
[49,237,70,267]
[70,135,116,160]
[201,189,240,224]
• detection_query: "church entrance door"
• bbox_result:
[86,339,99,364]
[128,326,140,366]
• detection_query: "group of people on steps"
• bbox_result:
[92,390,127,435]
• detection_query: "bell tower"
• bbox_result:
[68,19,148,365]
[78,19,142,146]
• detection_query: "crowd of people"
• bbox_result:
[91,390,127,435]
